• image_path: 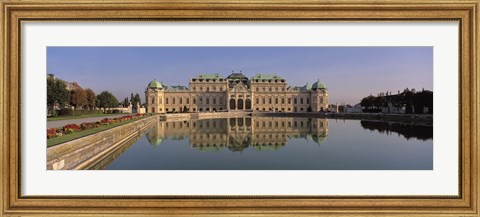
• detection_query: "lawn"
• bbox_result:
[47,115,150,147]
[47,113,124,121]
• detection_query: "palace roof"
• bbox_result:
[193,73,225,79]
[251,74,284,81]
[148,79,163,89]
[165,85,189,91]
[227,72,249,81]
[312,79,326,90]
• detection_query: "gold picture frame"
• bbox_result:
[1,0,478,216]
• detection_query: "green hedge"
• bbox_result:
[58,109,103,116]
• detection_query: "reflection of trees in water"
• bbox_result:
[360,121,433,141]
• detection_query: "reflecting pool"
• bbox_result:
[97,117,433,170]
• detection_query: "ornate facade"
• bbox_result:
[145,72,328,113]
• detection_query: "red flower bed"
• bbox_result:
[100,118,112,125]
[63,124,81,134]
[80,122,100,130]
[47,128,58,139]
[48,114,145,139]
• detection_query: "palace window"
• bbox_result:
[199,97,203,103]
[173,98,176,104]
[256,87,259,91]
[193,87,196,91]
[269,87,272,91]
[294,98,297,104]
[269,98,272,104]
[206,87,210,92]
[166,98,169,104]
[187,98,189,104]
[206,98,210,104]
[307,98,310,104]
[256,98,259,104]
[159,98,162,104]
[275,98,278,104]
[300,98,304,104]
[151,97,155,104]
[263,87,266,91]
[179,98,183,104]
[320,98,324,103]
[275,87,278,91]
[220,97,223,104]
[288,98,291,104]
[213,98,216,104]
[262,98,266,104]
[213,87,216,91]
[281,98,285,104]
[200,87,203,91]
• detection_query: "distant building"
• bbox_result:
[145,72,329,113]
[328,104,339,113]
[346,104,363,113]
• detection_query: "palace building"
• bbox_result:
[145,72,328,113]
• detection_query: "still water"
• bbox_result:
[98,117,433,170]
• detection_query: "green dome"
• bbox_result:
[147,134,164,147]
[304,82,312,91]
[312,79,326,90]
[148,79,163,89]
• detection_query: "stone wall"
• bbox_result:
[47,115,159,170]
[163,112,251,122]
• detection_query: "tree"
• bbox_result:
[402,89,415,114]
[85,88,96,110]
[134,93,141,106]
[96,91,119,112]
[412,90,433,114]
[360,95,375,109]
[69,88,88,110]
[47,77,69,115]
[123,97,129,107]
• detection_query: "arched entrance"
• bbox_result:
[229,99,236,110]
[245,99,252,110]
[237,99,244,110]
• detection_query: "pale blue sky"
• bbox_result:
[47,47,433,105]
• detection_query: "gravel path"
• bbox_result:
[47,114,126,129]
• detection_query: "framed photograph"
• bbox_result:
[1,0,478,216]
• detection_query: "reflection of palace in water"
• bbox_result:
[146,117,328,152]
